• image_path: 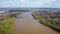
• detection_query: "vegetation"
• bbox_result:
[0,17,15,34]
[0,11,21,34]
[32,11,60,33]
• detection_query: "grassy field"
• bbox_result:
[32,12,60,33]
[0,12,21,34]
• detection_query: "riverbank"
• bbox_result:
[32,12,60,33]
[0,12,21,34]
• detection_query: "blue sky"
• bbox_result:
[0,0,60,8]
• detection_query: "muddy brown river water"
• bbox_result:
[12,12,59,34]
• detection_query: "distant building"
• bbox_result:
[0,10,9,13]
[0,10,5,13]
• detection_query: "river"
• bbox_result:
[12,12,59,34]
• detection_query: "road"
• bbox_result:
[13,12,59,34]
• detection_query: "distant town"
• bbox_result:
[0,8,60,13]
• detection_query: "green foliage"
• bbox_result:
[32,12,60,33]
[0,12,18,34]
[0,17,15,34]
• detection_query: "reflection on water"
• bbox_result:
[16,15,24,19]
[16,13,24,19]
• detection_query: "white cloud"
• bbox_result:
[20,0,26,2]
[44,0,56,4]
[0,0,59,8]
[24,0,57,7]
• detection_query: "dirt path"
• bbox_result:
[13,12,59,34]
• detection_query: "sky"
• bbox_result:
[0,0,60,8]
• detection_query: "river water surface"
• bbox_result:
[13,12,59,34]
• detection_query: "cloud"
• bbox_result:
[0,0,60,8]
[20,0,26,2]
